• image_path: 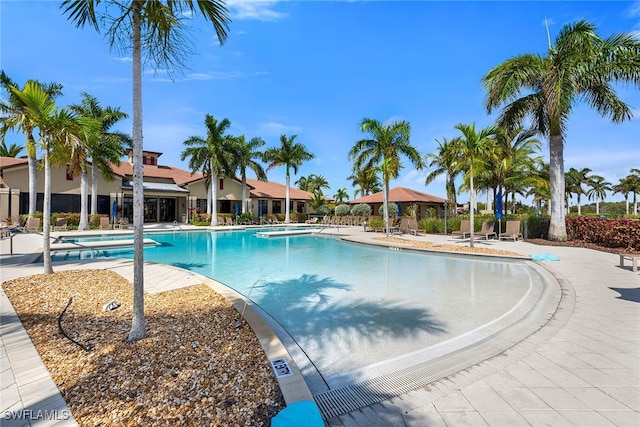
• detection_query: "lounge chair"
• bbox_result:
[224,216,234,226]
[25,217,41,232]
[117,217,130,229]
[476,221,496,240]
[407,218,425,236]
[452,219,471,238]
[53,217,68,231]
[99,217,111,230]
[499,220,523,241]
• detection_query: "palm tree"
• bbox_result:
[333,187,349,204]
[263,134,315,224]
[295,175,312,192]
[62,0,230,342]
[453,123,499,247]
[629,169,640,216]
[483,20,640,241]
[349,117,423,235]
[0,71,63,218]
[613,176,634,216]
[0,141,24,157]
[424,137,462,216]
[11,82,99,274]
[70,93,128,230]
[565,167,592,215]
[347,165,381,198]
[230,135,266,214]
[182,115,234,226]
[526,159,550,216]
[587,175,611,215]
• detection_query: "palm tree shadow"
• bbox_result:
[609,287,640,303]
[252,274,447,347]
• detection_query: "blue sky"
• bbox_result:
[1,0,639,204]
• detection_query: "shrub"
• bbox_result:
[315,205,330,216]
[378,203,398,217]
[368,217,384,231]
[566,216,640,251]
[351,203,372,217]
[334,204,351,216]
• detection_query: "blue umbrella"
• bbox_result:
[234,202,239,216]
[495,191,503,219]
[259,202,263,217]
[397,201,402,217]
[495,191,503,234]
[112,200,118,219]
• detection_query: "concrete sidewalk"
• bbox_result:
[1,228,639,426]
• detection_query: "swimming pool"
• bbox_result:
[52,229,552,395]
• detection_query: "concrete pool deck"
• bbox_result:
[1,225,639,426]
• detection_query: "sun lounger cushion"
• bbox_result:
[531,253,560,261]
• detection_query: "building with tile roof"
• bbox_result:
[348,187,447,219]
[0,151,316,223]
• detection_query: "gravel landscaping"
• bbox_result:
[2,270,284,426]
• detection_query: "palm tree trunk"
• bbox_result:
[548,134,567,241]
[206,180,212,214]
[78,167,89,230]
[285,173,291,224]
[577,194,582,215]
[469,172,475,248]
[28,148,37,218]
[382,176,389,236]
[241,175,248,214]
[91,162,98,215]
[211,170,218,226]
[43,147,53,274]
[127,4,147,343]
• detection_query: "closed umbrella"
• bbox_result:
[234,202,239,216]
[495,191,503,234]
[112,200,118,225]
[397,201,402,217]
[259,202,263,217]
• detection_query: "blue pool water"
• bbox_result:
[52,229,547,391]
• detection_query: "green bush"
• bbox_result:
[351,203,372,217]
[315,205,330,216]
[368,217,384,231]
[334,204,351,216]
[378,203,398,217]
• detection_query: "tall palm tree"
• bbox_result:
[347,165,381,198]
[0,141,24,157]
[71,93,128,216]
[182,114,233,226]
[629,169,640,216]
[62,0,230,342]
[349,117,423,235]
[424,137,462,216]
[453,123,499,247]
[333,187,349,204]
[0,71,63,218]
[587,175,611,216]
[526,159,550,216]
[263,134,315,224]
[70,92,128,230]
[613,176,633,216]
[565,167,592,215]
[11,82,99,274]
[230,135,266,214]
[483,20,640,241]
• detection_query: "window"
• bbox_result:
[272,200,281,214]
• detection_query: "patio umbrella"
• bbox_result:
[397,201,402,217]
[234,202,239,216]
[495,190,503,234]
[259,202,263,217]
[112,200,118,224]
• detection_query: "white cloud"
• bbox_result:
[626,1,640,17]
[111,56,132,62]
[225,0,286,21]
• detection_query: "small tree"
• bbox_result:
[378,203,399,217]
[334,204,351,216]
[351,203,372,217]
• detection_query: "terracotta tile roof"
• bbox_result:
[108,161,202,186]
[349,187,447,204]
[0,157,29,168]
[246,178,314,200]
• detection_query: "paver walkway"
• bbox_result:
[1,227,638,426]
